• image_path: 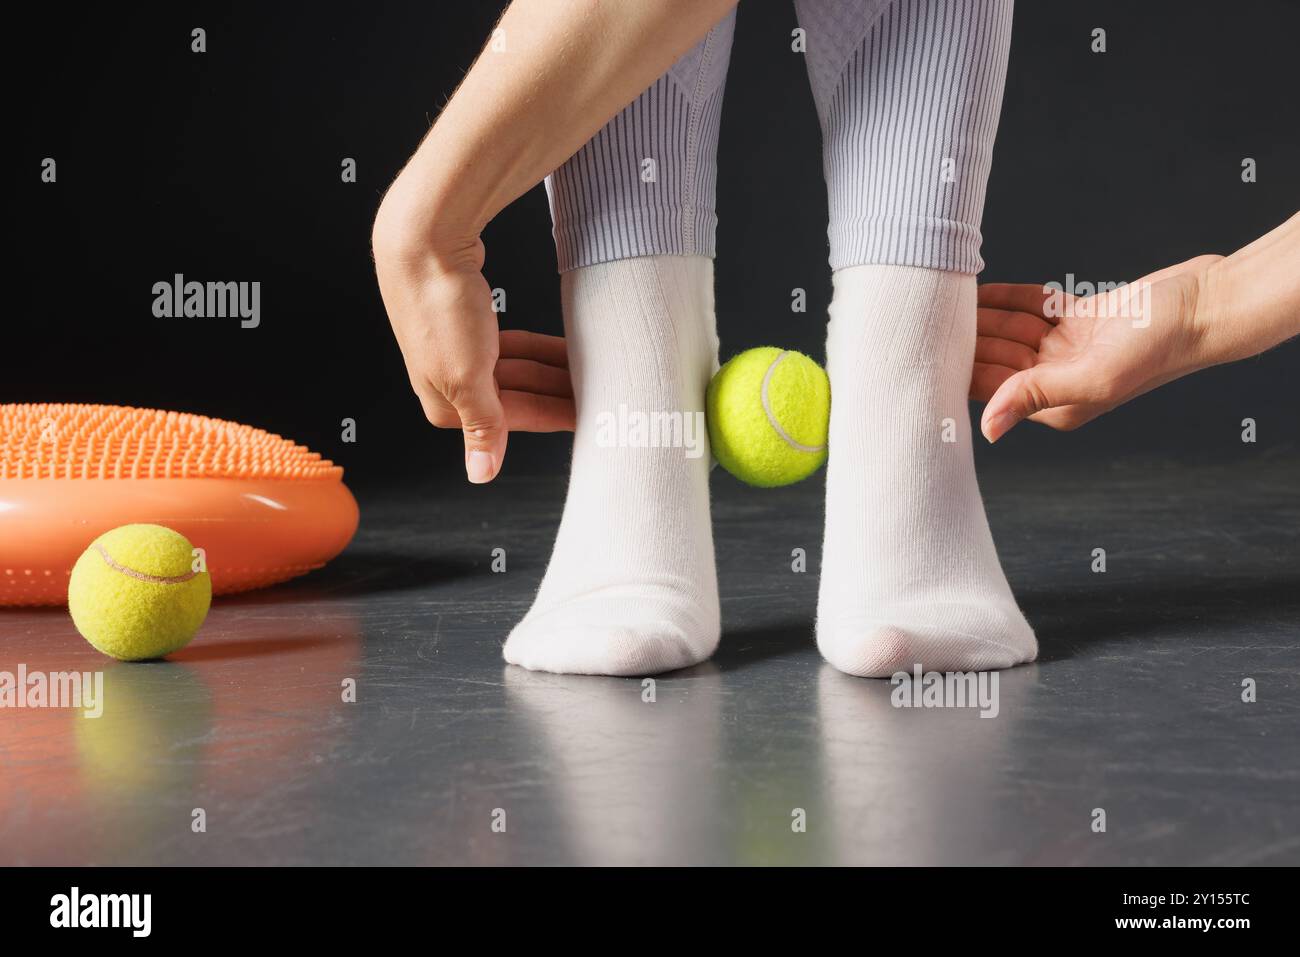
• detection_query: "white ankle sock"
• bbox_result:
[816,264,1037,677]
[503,256,720,676]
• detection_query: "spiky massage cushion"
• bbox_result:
[0,404,359,606]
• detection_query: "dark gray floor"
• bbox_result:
[2,458,1297,865]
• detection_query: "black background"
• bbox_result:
[0,863,1279,936]
[0,865,1276,941]
[12,1,1300,489]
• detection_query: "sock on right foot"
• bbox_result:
[503,256,721,677]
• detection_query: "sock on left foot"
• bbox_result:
[816,263,1037,678]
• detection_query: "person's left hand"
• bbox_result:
[971,255,1223,442]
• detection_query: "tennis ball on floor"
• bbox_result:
[68,524,211,661]
[707,346,830,487]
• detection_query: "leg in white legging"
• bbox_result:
[503,13,735,676]
[795,0,1037,675]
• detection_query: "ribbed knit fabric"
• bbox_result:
[796,0,1014,272]
[503,256,721,676]
[816,263,1037,676]
[544,1,1012,276]
[543,13,735,272]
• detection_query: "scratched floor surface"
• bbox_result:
[1,458,1297,865]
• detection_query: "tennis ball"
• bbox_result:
[68,524,211,661]
[707,346,830,487]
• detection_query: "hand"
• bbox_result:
[972,255,1223,442]
[368,0,744,482]
[373,209,574,484]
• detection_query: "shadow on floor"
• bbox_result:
[171,634,344,663]
[219,552,481,604]
[713,619,813,671]
[1021,574,1300,663]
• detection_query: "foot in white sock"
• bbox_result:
[503,256,720,677]
[817,264,1037,677]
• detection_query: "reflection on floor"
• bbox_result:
[2,459,1297,865]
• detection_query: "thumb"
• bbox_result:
[453,375,509,483]
[980,363,1080,443]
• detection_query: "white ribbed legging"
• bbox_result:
[545,0,1013,275]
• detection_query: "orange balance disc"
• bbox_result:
[0,404,359,606]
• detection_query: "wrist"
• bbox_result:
[1186,258,1228,370]
[373,171,484,274]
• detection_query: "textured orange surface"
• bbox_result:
[1,403,343,480]
[0,404,358,606]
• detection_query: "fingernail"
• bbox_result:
[466,450,495,484]
[985,412,1018,442]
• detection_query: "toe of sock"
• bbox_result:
[504,613,717,677]
[817,602,1036,678]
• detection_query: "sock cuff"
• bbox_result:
[549,205,719,273]
[826,216,986,275]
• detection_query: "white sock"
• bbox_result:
[817,264,1037,677]
[503,255,720,676]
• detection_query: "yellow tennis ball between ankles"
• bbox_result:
[707,346,830,487]
[68,524,212,661]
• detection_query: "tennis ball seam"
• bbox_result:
[760,351,827,454]
[93,543,199,585]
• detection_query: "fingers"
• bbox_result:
[495,357,573,398]
[975,335,1039,372]
[970,360,1016,403]
[980,362,1084,443]
[500,390,575,432]
[971,304,1052,404]
[976,307,1054,348]
[498,329,568,368]
[494,332,574,430]
[415,323,572,472]
[978,283,1075,324]
[448,373,509,484]
[416,356,573,440]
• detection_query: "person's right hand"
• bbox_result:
[373,218,574,484]
[971,255,1223,442]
